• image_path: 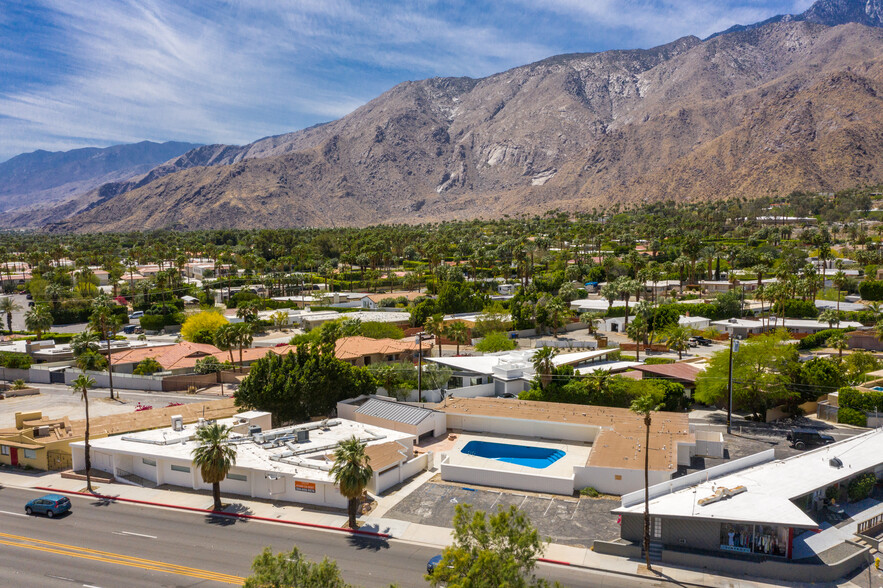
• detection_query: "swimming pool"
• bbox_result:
[461,440,565,469]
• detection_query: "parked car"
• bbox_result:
[25,294,33,300]
[25,494,71,518]
[128,311,144,319]
[786,428,835,450]
[426,554,444,574]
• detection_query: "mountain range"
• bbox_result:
[5,0,883,232]
[0,141,201,215]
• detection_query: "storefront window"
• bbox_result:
[720,524,753,553]
[720,524,788,557]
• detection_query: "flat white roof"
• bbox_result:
[575,361,642,374]
[428,348,614,376]
[571,299,626,311]
[74,417,413,484]
[616,429,883,528]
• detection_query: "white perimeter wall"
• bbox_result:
[446,413,599,443]
[440,455,574,495]
[574,465,673,495]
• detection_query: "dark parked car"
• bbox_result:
[787,428,835,450]
[25,494,71,518]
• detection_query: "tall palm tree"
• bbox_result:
[24,303,52,340]
[71,374,96,493]
[0,296,21,334]
[331,437,373,530]
[630,390,662,572]
[214,323,237,366]
[626,313,649,361]
[545,297,573,338]
[444,321,469,355]
[90,293,122,400]
[192,422,237,511]
[532,346,558,389]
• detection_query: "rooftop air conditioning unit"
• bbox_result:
[197,417,205,429]
[248,425,262,436]
[296,429,310,443]
[171,415,183,431]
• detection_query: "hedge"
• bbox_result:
[644,357,675,365]
[838,407,867,427]
[0,352,33,369]
[859,280,883,301]
[50,304,129,326]
[839,386,883,413]
[139,313,183,331]
[797,329,848,350]
[772,299,819,318]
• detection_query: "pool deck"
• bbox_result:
[443,432,591,479]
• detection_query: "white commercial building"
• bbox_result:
[71,412,430,509]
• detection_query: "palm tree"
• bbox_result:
[232,322,253,372]
[626,313,649,361]
[665,323,692,360]
[833,270,848,314]
[867,302,883,324]
[444,321,469,355]
[580,312,603,336]
[532,346,558,389]
[826,331,849,361]
[191,422,237,511]
[877,321,883,343]
[630,390,663,572]
[71,330,100,357]
[90,293,122,400]
[71,374,96,493]
[330,437,373,530]
[0,296,21,334]
[24,303,52,340]
[819,309,841,329]
[424,314,445,357]
[545,297,573,338]
[213,323,237,366]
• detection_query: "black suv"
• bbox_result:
[787,428,835,450]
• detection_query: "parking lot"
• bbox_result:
[385,481,621,547]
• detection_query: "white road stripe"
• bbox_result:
[112,530,157,539]
[0,509,28,517]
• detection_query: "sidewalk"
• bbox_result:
[0,468,860,588]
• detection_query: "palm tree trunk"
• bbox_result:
[348,497,358,529]
[644,414,652,571]
[106,337,115,400]
[212,482,222,511]
[85,395,92,493]
[238,346,244,373]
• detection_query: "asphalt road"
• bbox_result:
[0,485,662,588]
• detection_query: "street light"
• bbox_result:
[415,331,434,403]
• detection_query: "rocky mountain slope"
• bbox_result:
[29,0,883,232]
[709,0,883,38]
[0,141,200,213]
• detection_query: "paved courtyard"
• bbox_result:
[385,480,620,547]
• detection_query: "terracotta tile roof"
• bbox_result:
[334,337,423,361]
[110,342,221,370]
[631,362,702,384]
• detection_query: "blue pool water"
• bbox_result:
[461,440,565,469]
[873,386,883,392]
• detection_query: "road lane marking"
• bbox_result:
[0,533,243,585]
[0,510,28,517]
[112,531,157,539]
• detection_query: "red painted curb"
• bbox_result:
[35,486,391,539]
[537,558,572,566]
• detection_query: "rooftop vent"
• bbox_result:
[171,415,183,431]
[829,457,843,469]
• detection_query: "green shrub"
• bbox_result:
[848,472,877,502]
[860,280,883,301]
[798,329,848,350]
[838,407,867,427]
[580,487,601,498]
[11,379,27,390]
[475,331,517,353]
[619,353,636,361]
[0,352,33,369]
[825,485,840,502]
[133,357,163,375]
[839,386,883,413]
[772,299,819,318]
[644,357,675,365]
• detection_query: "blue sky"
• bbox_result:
[0,0,815,162]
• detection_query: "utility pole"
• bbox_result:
[415,331,432,403]
[727,337,739,434]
